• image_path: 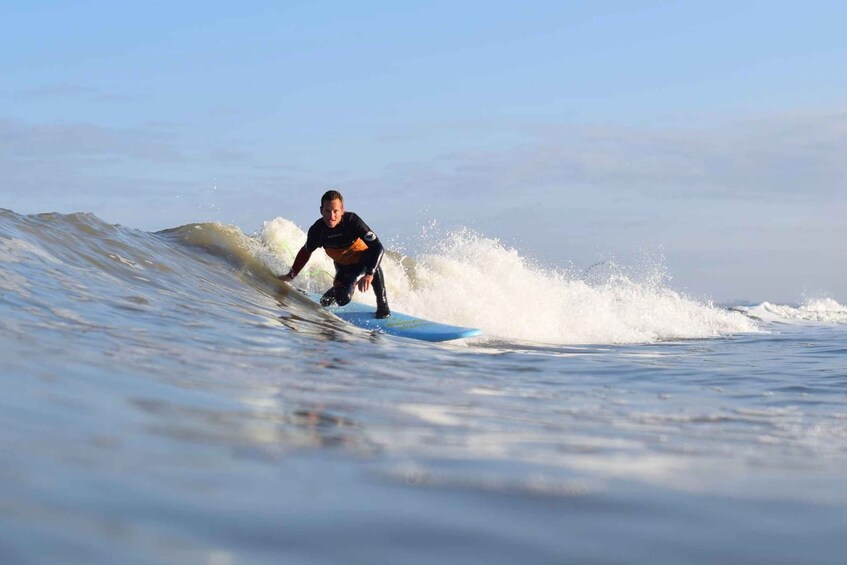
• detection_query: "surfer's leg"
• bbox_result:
[320,262,343,306]
[319,287,336,306]
[332,265,361,306]
[372,266,390,319]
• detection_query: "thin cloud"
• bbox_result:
[0,118,186,162]
[367,109,847,203]
[13,84,100,99]
[209,148,251,162]
[2,83,137,103]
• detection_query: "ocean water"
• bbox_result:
[1,208,846,564]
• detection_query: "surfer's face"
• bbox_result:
[321,199,344,228]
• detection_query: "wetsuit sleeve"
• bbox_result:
[289,246,312,277]
[347,213,385,275]
[363,238,384,275]
[346,213,373,240]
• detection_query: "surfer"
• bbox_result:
[279,190,391,319]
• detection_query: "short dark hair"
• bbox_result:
[321,190,344,206]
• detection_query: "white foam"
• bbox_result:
[743,298,847,325]
[259,219,757,344]
[259,218,335,289]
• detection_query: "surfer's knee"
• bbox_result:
[334,286,353,306]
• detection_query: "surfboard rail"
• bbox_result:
[301,290,482,342]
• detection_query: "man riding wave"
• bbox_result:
[279,190,391,319]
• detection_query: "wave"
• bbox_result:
[0,209,758,345]
[737,298,847,325]
[256,216,756,344]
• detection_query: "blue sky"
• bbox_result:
[2,1,846,302]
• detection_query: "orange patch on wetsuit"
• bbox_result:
[325,238,368,265]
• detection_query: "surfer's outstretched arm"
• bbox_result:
[355,237,384,292]
[280,246,312,281]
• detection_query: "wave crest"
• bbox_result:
[259,220,757,344]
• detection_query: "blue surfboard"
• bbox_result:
[303,291,482,342]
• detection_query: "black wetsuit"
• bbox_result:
[296,212,389,313]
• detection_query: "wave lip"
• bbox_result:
[741,298,847,325]
[260,221,759,345]
[0,209,762,346]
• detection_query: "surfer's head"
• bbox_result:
[320,190,344,228]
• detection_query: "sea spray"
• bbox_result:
[742,297,847,324]
[260,217,335,290]
[258,219,757,344]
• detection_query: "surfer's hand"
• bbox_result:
[357,274,373,293]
